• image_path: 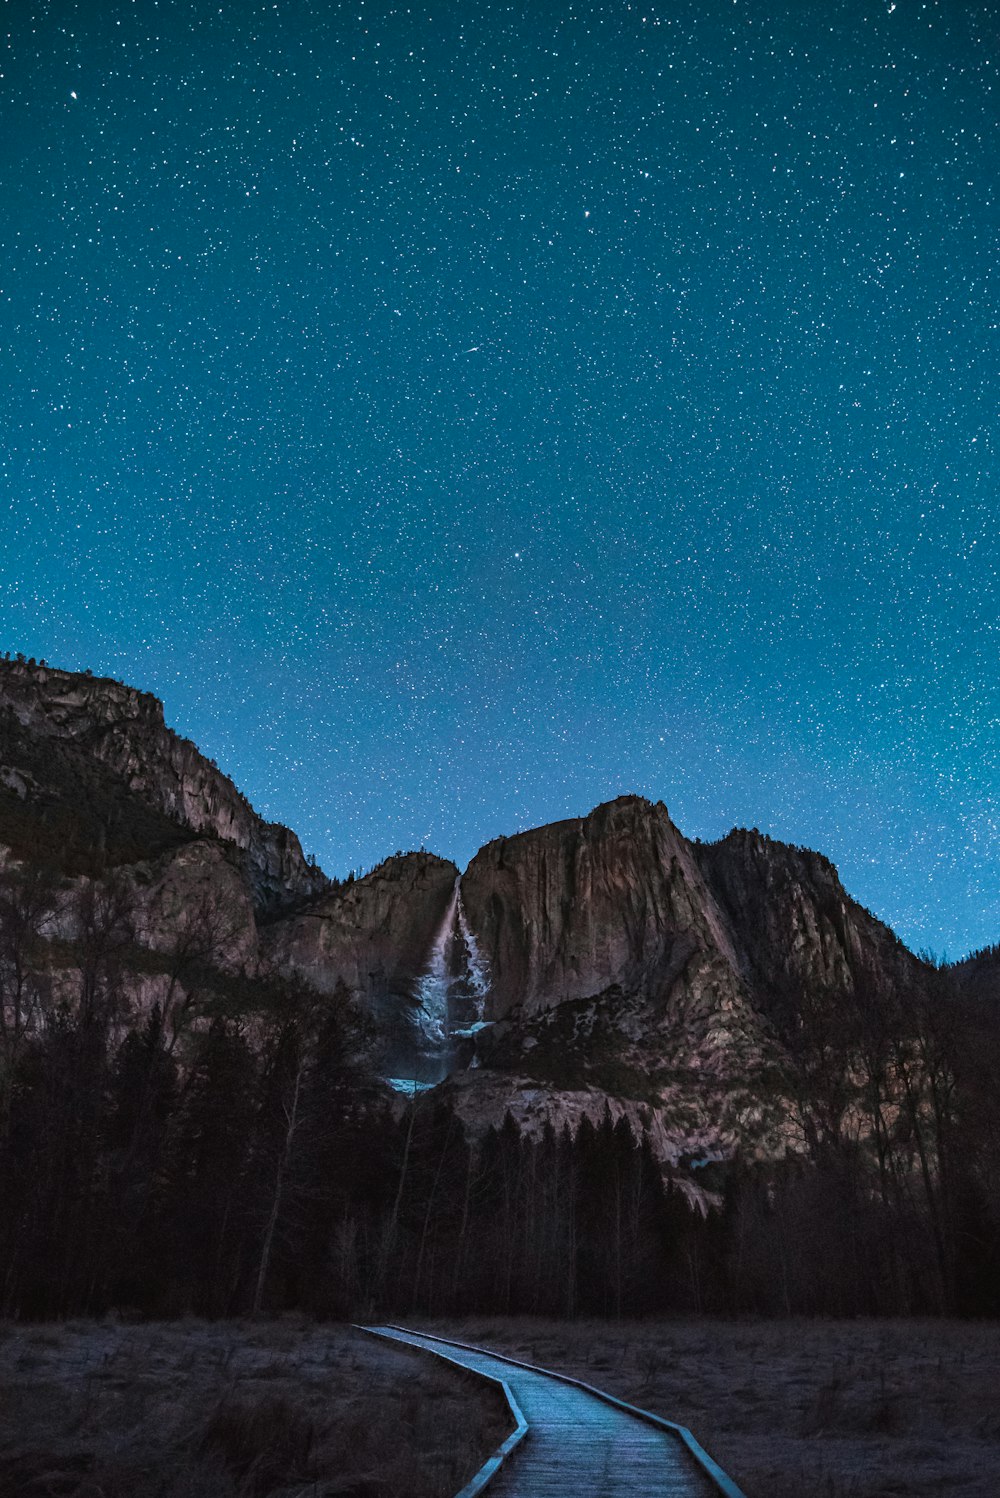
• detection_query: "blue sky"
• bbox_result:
[2,0,996,956]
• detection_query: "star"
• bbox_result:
[2,0,993,956]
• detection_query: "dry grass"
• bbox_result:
[0,1318,509,1497]
[418,1316,1000,1498]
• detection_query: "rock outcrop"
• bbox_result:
[128,841,260,971]
[0,655,968,1169]
[264,851,459,1003]
[447,798,783,1158]
[462,796,744,1021]
[264,852,460,1080]
[694,828,916,1016]
[441,798,934,1161]
[0,659,325,911]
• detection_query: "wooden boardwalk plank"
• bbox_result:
[364,1326,725,1498]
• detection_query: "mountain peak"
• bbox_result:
[0,654,325,910]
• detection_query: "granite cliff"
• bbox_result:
[460,796,743,1021]
[695,827,917,1021]
[0,658,326,912]
[0,656,960,1170]
[264,851,460,1080]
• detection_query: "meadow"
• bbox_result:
[424,1316,1000,1497]
[0,1318,508,1497]
[4,1314,998,1496]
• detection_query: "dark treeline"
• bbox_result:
[0,971,691,1320]
[1,870,999,1322]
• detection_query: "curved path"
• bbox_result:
[361,1325,746,1498]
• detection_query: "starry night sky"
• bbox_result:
[1,0,996,956]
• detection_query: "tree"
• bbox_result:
[0,865,56,1139]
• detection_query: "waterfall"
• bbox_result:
[457,887,491,1024]
[412,876,491,1058]
[413,879,460,1047]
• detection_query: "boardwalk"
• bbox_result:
[363,1326,737,1498]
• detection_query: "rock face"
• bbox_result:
[264,852,461,1080]
[128,841,260,971]
[695,829,912,1006]
[0,656,964,1168]
[265,852,458,1003]
[458,801,922,1043]
[442,797,935,1163]
[462,796,744,1022]
[452,798,785,1162]
[0,659,325,911]
[692,828,928,1071]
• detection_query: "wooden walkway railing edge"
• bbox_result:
[381,1324,749,1498]
[353,1324,529,1498]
